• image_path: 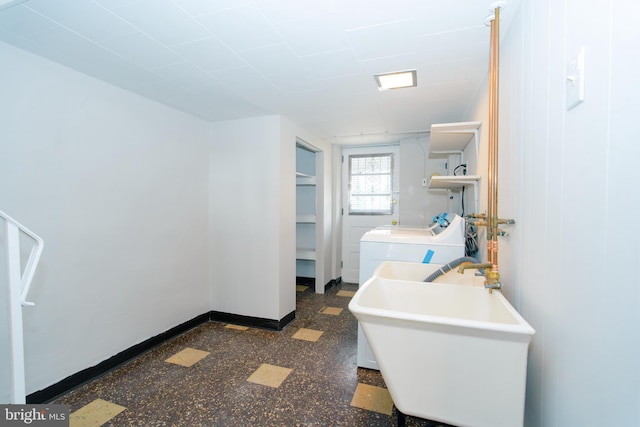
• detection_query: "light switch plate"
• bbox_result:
[566,47,585,110]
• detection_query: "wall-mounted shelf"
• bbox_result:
[428,175,481,213]
[427,121,482,214]
[428,175,481,190]
[429,121,481,162]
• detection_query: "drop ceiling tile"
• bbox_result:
[113,0,211,46]
[358,52,421,76]
[18,25,161,86]
[133,80,194,104]
[411,0,509,35]
[211,66,285,109]
[132,80,239,121]
[25,0,137,43]
[0,5,56,36]
[195,83,268,117]
[275,13,350,56]
[173,0,251,17]
[316,106,388,139]
[101,31,183,69]
[170,37,245,73]
[264,69,318,94]
[296,85,379,112]
[196,4,282,51]
[334,0,420,30]
[151,61,217,89]
[0,0,497,140]
[0,28,43,52]
[317,73,378,95]
[237,43,306,77]
[93,0,141,9]
[419,80,476,101]
[301,49,361,79]
[256,0,335,25]
[347,19,417,61]
[414,26,488,63]
[416,58,487,85]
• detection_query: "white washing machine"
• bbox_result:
[357,214,466,369]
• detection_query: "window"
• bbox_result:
[348,153,394,215]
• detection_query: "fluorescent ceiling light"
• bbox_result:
[374,70,417,91]
[0,0,28,10]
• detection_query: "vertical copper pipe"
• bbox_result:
[487,10,494,264]
[488,7,500,267]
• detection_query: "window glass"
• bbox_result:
[348,154,394,215]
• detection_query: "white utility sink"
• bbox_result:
[349,270,535,427]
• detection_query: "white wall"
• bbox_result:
[209,116,328,318]
[209,116,284,320]
[468,1,640,425]
[0,42,211,399]
[399,137,451,226]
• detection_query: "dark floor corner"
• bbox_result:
[54,282,452,427]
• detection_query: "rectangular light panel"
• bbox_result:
[374,70,417,90]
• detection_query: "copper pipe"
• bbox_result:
[488,6,500,268]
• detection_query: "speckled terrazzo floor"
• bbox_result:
[53,283,453,427]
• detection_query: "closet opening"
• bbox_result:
[295,139,325,293]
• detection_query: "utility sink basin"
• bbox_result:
[348,272,535,427]
[373,260,485,286]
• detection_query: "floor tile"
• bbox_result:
[337,290,356,297]
[53,283,446,426]
[247,363,293,388]
[70,398,126,427]
[225,324,249,331]
[320,306,343,315]
[350,383,394,416]
[165,347,210,367]
[292,327,324,342]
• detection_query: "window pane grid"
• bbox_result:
[348,154,393,215]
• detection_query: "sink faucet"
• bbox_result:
[457,262,503,293]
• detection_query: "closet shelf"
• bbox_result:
[428,175,481,190]
[296,248,316,261]
[296,215,316,223]
[296,173,316,186]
